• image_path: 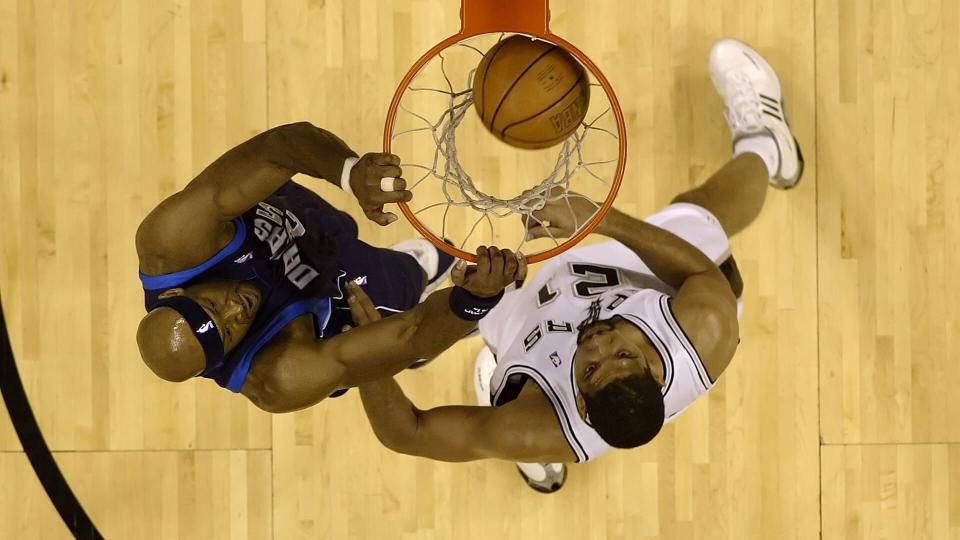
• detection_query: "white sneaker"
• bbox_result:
[516,462,567,494]
[390,238,456,302]
[474,346,497,406]
[709,38,805,189]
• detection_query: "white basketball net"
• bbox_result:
[390,34,621,253]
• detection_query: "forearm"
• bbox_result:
[334,287,477,387]
[403,287,478,358]
[358,379,494,462]
[598,208,721,289]
[265,121,357,187]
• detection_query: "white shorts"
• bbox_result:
[552,202,732,270]
[550,202,742,317]
[479,203,740,356]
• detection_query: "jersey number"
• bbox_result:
[536,263,622,306]
[523,320,575,352]
[571,264,621,297]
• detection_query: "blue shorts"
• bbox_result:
[291,185,425,335]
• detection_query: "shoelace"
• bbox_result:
[722,72,764,134]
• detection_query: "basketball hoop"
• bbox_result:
[384,0,627,263]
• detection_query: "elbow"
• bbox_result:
[377,435,412,456]
[268,121,320,147]
[263,122,316,167]
[271,121,315,136]
[373,426,419,456]
[370,413,423,457]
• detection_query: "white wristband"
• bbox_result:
[340,157,359,196]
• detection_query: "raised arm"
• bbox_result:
[242,247,527,413]
[345,283,576,463]
[359,378,576,463]
[528,196,739,378]
[137,122,410,273]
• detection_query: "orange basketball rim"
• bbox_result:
[384,0,628,264]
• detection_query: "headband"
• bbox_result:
[153,295,225,373]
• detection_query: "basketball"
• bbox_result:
[472,35,590,149]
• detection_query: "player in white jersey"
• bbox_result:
[351,39,804,492]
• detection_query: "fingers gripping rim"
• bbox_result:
[384,32,626,264]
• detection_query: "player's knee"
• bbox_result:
[718,255,744,299]
[671,190,706,207]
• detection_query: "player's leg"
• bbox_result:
[290,180,455,307]
[389,239,457,369]
[670,153,768,238]
[673,38,804,237]
[389,238,456,301]
[336,237,455,321]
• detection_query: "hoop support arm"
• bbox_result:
[460,0,550,37]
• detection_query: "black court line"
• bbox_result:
[0,294,104,540]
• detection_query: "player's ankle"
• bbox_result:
[733,135,779,178]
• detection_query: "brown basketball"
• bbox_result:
[472,35,590,149]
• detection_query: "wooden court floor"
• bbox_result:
[1,0,959,538]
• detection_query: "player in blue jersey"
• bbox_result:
[135,122,525,413]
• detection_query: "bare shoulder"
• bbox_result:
[136,185,236,275]
[670,295,739,381]
[240,314,342,413]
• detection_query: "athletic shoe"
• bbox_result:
[708,38,805,189]
[389,238,456,302]
[473,345,497,406]
[516,462,567,494]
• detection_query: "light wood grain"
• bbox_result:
[817,0,960,444]
[265,1,820,538]
[1,0,958,538]
[0,450,272,540]
[822,445,960,540]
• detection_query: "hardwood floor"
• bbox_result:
[0,0,957,538]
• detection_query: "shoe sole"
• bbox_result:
[516,464,567,494]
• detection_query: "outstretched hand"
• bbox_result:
[524,191,600,240]
[343,281,382,332]
[350,153,413,226]
[450,246,527,298]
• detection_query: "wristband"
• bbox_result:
[448,287,504,321]
[340,156,359,196]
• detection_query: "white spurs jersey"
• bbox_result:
[479,241,718,462]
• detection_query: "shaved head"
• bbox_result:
[136,307,206,382]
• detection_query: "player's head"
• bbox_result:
[136,280,263,382]
[572,316,665,448]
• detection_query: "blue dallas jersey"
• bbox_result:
[140,181,424,393]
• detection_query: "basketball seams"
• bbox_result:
[499,68,587,143]
[488,45,561,133]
